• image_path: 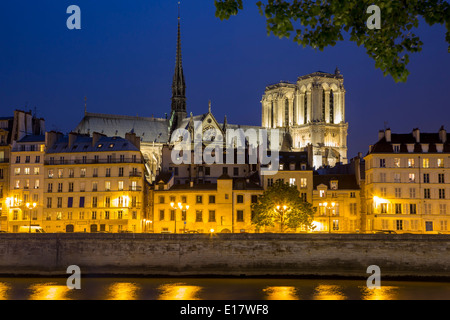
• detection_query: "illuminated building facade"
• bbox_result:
[261,70,348,169]
[7,135,45,232]
[312,173,362,233]
[42,131,146,233]
[365,127,450,234]
[151,173,263,234]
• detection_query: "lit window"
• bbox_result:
[289,178,296,186]
[423,158,429,168]
[300,178,307,188]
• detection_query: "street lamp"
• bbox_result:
[170,202,189,233]
[25,202,37,233]
[275,205,289,232]
[323,202,335,233]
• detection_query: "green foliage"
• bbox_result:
[214,0,450,82]
[251,180,315,232]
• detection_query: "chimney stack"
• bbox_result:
[92,132,105,147]
[378,130,385,141]
[385,128,391,142]
[68,132,77,149]
[439,126,447,143]
[45,131,63,151]
[412,128,420,143]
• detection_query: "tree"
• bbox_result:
[251,180,315,232]
[214,0,450,82]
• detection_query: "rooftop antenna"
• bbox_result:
[84,96,87,116]
[383,121,388,130]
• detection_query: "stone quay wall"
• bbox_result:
[0,233,449,278]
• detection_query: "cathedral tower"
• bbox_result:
[170,3,187,133]
[261,69,348,169]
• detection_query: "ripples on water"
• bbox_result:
[0,278,449,300]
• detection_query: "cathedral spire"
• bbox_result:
[170,1,187,132]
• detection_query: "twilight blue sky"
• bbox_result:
[0,0,449,158]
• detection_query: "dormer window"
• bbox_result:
[406,144,414,153]
[393,144,400,153]
[279,164,284,170]
[330,180,338,190]
[289,163,295,170]
[436,143,443,153]
[421,144,429,153]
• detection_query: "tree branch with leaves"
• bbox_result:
[214,0,450,82]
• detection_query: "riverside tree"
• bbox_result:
[214,0,450,82]
[251,180,315,232]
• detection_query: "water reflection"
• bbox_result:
[158,283,202,300]
[263,286,299,300]
[106,282,140,300]
[360,286,399,300]
[313,284,347,300]
[0,282,11,300]
[29,283,71,300]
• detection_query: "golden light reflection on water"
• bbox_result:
[361,286,399,300]
[313,284,347,300]
[158,283,202,300]
[106,282,140,300]
[263,286,299,300]
[29,283,71,300]
[0,282,11,300]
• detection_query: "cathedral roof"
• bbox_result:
[74,112,169,143]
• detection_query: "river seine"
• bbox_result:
[0,277,449,300]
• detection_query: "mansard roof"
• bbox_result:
[74,112,169,143]
[46,135,139,154]
[313,173,360,190]
[17,135,45,143]
[369,128,450,154]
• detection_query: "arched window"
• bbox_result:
[329,90,334,124]
[304,92,308,124]
[322,89,326,122]
[285,99,289,126]
[271,101,274,128]
[293,96,296,125]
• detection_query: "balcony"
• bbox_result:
[129,186,142,191]
[129,171,142,178]
[44,158,143,165]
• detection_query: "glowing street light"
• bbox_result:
[25,202,37,233]
[275,205,289,232]
[170,202,189,233]
[323,202,335,233]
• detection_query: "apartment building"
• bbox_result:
[312,173,362,233]
[151,173,263,233]
[42,131,146,233]
[7,135,46,232]
[365,127,450,234]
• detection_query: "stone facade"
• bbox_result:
[261,70,348,169]
[0,233,448,278]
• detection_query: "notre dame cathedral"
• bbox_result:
[261,70,348,169]
[74,9,349,180]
